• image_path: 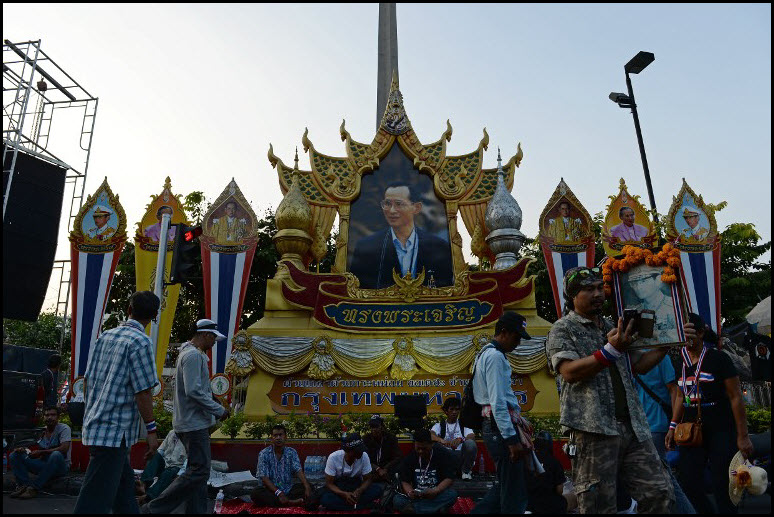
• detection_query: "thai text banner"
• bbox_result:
[268,373,537,414]
[322,300,494,330]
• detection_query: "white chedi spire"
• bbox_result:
[484,147,525,270]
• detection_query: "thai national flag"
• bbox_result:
[70,247,123,382]
[678,243,722,338]
[541,243,596,318]
[201,246,256,374]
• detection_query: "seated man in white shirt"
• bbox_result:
[139,429,188,502]
[316,433,383,511]
[431,397,478,480]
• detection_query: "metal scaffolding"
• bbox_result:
[3,39,99,352]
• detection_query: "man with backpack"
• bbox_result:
[469,311,532,514]
[430,397,477,480]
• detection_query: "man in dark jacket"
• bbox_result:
[363,415,402,483]
[350,182,453,289]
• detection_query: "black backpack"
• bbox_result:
[459,350,485,431]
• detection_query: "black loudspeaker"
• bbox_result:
[394,394,427,432]
[3,146,67,321]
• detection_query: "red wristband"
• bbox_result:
[594,349,613,367]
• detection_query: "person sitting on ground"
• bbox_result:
[316,432,383,511]
[430,397,477,480]
[393,428,459,514]
[524,431,567,514]
[363,415,403,483]
[251,424,312,507]
[138,429,188,504]
[9,406,71,499]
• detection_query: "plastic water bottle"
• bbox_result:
[214,489,224,514]
[478,454,485,475]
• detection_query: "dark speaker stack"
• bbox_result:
[3,145,67,321]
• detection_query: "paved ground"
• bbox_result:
[2,472,770,514]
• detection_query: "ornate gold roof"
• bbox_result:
[268,72,524,267]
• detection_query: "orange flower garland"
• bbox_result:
[602,243,681,295]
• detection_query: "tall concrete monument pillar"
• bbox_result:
[376,3,399,130]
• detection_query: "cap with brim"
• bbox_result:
[728,451,769,505]
[93,205,113,216]
[369,415,384,427]
[342,432,366,453]
[627,267,661,282]
[196,319,227,341]
[682,207,700,218]
[499,312,531,340]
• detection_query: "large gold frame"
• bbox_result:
[268,73,524,279]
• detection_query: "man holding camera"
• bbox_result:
[545,267,697,513]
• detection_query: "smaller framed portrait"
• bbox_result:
[210,374,231,396]
[206,197,254,245]
[201,180,258,251]
[665,180,718,249]
[613,264,689,349]
[82,201,119,243]
[152,380,163,398]
[71,377,86,401]
[538,179,593,249]
[601,179,657,257]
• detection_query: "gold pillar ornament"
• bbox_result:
[273,148,313,269]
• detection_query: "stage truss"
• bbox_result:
[3,39,99,355]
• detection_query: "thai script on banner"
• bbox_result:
[323,300,494,329]
[267,373,537,414]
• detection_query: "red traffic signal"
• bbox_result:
[169,224,202,285]
[184,226,203,242]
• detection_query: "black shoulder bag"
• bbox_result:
[459,354,484,431]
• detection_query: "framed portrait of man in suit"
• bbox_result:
[347,144,453,289]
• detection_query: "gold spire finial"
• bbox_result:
[294,147,299,171]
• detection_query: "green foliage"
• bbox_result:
[284,412,314,439]
[526,413,564,438]
[3,311,71,352]
[3,312,71,386]
[317,414,347,439]
[746,405,771,434]
[244,414,279,440]
[382,414,404,438]
[183,191,208,225]
[154,400,173,438]
[58,411,74,431]
[719,223,771,325]
[220,411,247,439]
[341,413,372,436]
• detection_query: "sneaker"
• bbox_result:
[10,485,28,498]
[19,487,38,499]
[461,472,473,480]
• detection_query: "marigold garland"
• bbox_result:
[602,243,681,295]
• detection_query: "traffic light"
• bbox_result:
[169,224,202,285]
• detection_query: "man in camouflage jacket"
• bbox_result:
[546,267,697,513]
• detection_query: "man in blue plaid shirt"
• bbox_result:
[74,291,161,514]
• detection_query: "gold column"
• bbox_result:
[333,204,350,273]
[446,201,466,275]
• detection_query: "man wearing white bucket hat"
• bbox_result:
[728,450,769,506]
[145,319,230,514]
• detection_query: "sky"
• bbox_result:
[3,3,771,312]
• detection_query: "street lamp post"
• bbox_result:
[609,51,658,223]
